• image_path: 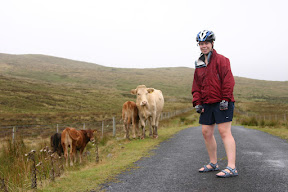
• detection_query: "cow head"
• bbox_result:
[131,85,154,106]
[84,129,97,143]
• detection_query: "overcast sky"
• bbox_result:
[1,0,287,81]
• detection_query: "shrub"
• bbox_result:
[240,116,258,126]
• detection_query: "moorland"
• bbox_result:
[1,53,287,126]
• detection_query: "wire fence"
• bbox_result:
[0,107,194,143]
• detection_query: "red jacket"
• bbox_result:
[192,49,235,106]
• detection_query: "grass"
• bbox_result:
[1,53,288,126]
[0,111,199,192]
[242,125,288,141]
[38,112,199,192]
[0,52,288,190]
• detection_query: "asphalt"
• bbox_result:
[99,126,288,192]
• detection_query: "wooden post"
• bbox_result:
[0,177,8,192]
[12,127,15,144]
[95,139,99,163]
[57,124,59,133]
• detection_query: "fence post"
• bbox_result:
[83,123,86,130]
[57,124,59,133]
[12,127,15,144]
[113,117,116,137]
[0,177,8,192]
[102,121,104,138]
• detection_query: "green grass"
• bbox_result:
[0,52,287,191]
[1,53,288,126]
[39,113,199,192]
[243,126,288,141]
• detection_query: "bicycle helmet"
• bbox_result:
[196,30,216,42]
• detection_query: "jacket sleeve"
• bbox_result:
[191,70,202,107]
[220,58,235,101]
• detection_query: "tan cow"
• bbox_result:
[122,101,139,139]
[61,127,96,166]
[131,85,164,139]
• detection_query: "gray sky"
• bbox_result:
[1,0,288,81]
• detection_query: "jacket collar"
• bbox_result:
[195,49,214,68]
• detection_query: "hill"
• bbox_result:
[0,53,287,125]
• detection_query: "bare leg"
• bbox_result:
[199,124,218,171]
[216,121,237,176]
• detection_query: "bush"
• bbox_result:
[240,116,258,126]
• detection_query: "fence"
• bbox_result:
[0,107,194,143]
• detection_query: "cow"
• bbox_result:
[122,101,140,139]
[50,132,64,156]
[61,127,96,166]
[131,85,164,139]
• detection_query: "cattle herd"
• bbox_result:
[50,85,164,166]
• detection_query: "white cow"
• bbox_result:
[131,85,164,139]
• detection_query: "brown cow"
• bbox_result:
[131,85,164,139]
[122,101,139,139]
[61,127,96,166]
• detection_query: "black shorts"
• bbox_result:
[199,102,234,125]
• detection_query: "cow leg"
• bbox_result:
[79,149,84,164]
[132,120,136,139]
[131,115,135,139]
[74,148,77,164]
[126,123,130,140]
[123,121,126,139]
[62,143,69,167]
[70,145,74,166]
[148,117,153,137]
[140,118,146,139]
[126,117,131,140]
[135,120,140,138]
[153,114,161,138]
[151,115,158,138]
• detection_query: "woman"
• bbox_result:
[192,30,238,178]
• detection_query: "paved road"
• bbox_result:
[99,126,288,192]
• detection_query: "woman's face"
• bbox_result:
[199,41,213,55]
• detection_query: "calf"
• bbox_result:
[131,85,164,139]
[122,101,139,139]
[61,127,96,166]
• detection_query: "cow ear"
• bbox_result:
[147,88,154,93]
[131,89,137,95]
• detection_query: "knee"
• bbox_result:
[202,129,213,140]
[218,129,232,139]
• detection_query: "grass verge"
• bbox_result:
[243,125,288,141]
[39,113,199,192]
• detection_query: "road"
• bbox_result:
[99,126,288,192]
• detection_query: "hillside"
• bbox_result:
[0,53,287,125]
